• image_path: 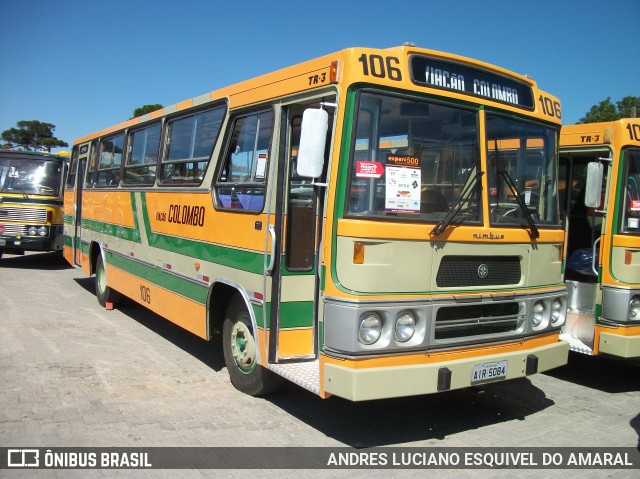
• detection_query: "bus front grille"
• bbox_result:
[434,302,522,340]
[436,256,521,287]
[0,207,47,223]
[0,224,27,235]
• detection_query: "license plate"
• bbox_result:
[471,360,508,383]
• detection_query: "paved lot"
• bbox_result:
[0,252,638,478]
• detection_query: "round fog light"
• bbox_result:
[532,301,545,327]
[395,312,416,342]
[38,226,48,236]
[359,313,382,345]
[28,227,37,236]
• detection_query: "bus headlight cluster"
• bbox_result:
[629,296,640,321]
[359,313,382,345]
[27,226,48,237]
[531,297,565,330]
[358,311,418,345]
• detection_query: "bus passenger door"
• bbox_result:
[560,153,608,349]
[72,157,87,267]
[268,101,334,363]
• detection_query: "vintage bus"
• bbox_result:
[559,119,640,358]
[0,150,68,260]
[64,45,568,401]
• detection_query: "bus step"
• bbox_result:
[267,360,320,396]
[559,333,594,355]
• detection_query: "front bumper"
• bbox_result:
[323,337,569,401]
[598,326,640,358]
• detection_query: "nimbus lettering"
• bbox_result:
[472,232,504,240]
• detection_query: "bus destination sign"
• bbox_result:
[410,56,534,109]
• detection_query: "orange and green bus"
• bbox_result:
[559,119,640,358]
[1,150,68,260]
[64,45,568,400]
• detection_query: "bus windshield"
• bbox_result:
[486,114,560,229]
[0,157,63,197]
[620,148,640,234]
[346,91,481,223]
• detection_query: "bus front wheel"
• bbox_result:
[222,295,283,396]
[95,254,122,308]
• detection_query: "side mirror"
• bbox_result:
[584,162,603,209]
[296,108,328,178]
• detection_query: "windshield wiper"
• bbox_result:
[432,171,483,236]
[497,169,539,239]
[8,177,29,199]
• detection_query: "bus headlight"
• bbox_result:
[395,312,416,342]
[359,313,382,345]
[28,227,38,236]
[532,301,545,327]
[38,226,48,236]
[629,296,640,321]
[550,298,563,325]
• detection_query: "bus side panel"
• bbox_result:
[107,260,208,339]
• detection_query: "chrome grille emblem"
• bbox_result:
[478,264,489,279]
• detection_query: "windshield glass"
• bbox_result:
[0,157,63,196]
[486,114,560,228]
[346,92,481,224]
[620,148,640,234]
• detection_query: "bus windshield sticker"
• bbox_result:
[355,161,384,179]
[385,155,421,214]
[410,55,534,109]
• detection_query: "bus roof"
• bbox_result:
[561,118,640,148]
[75,44,556,145]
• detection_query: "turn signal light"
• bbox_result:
[353,241,365,264]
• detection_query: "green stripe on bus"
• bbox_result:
[106,250,208,304]
[278,301,315,328]
[82,218,141,243]
[262,301,314,329]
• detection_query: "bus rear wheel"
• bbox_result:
[95,254,122,308]
[222,295,283,396]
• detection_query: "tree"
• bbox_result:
[579,96,640,123]
[1,120,68,152]
[132,104,163,118]
[616,96,640,118]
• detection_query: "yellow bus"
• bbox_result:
[559,119,640,358]
[1,150,68,260]
[64,45,568,400]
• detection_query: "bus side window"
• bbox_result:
[96,134,124,187]
[160,106,224,186]
[215,110,273,211]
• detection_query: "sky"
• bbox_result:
[0,0,638,152]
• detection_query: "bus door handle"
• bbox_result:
[267,224,276,275]
[591,236,601,276]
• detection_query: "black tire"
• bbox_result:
[222,295,284,396]
[95,253,122,308]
